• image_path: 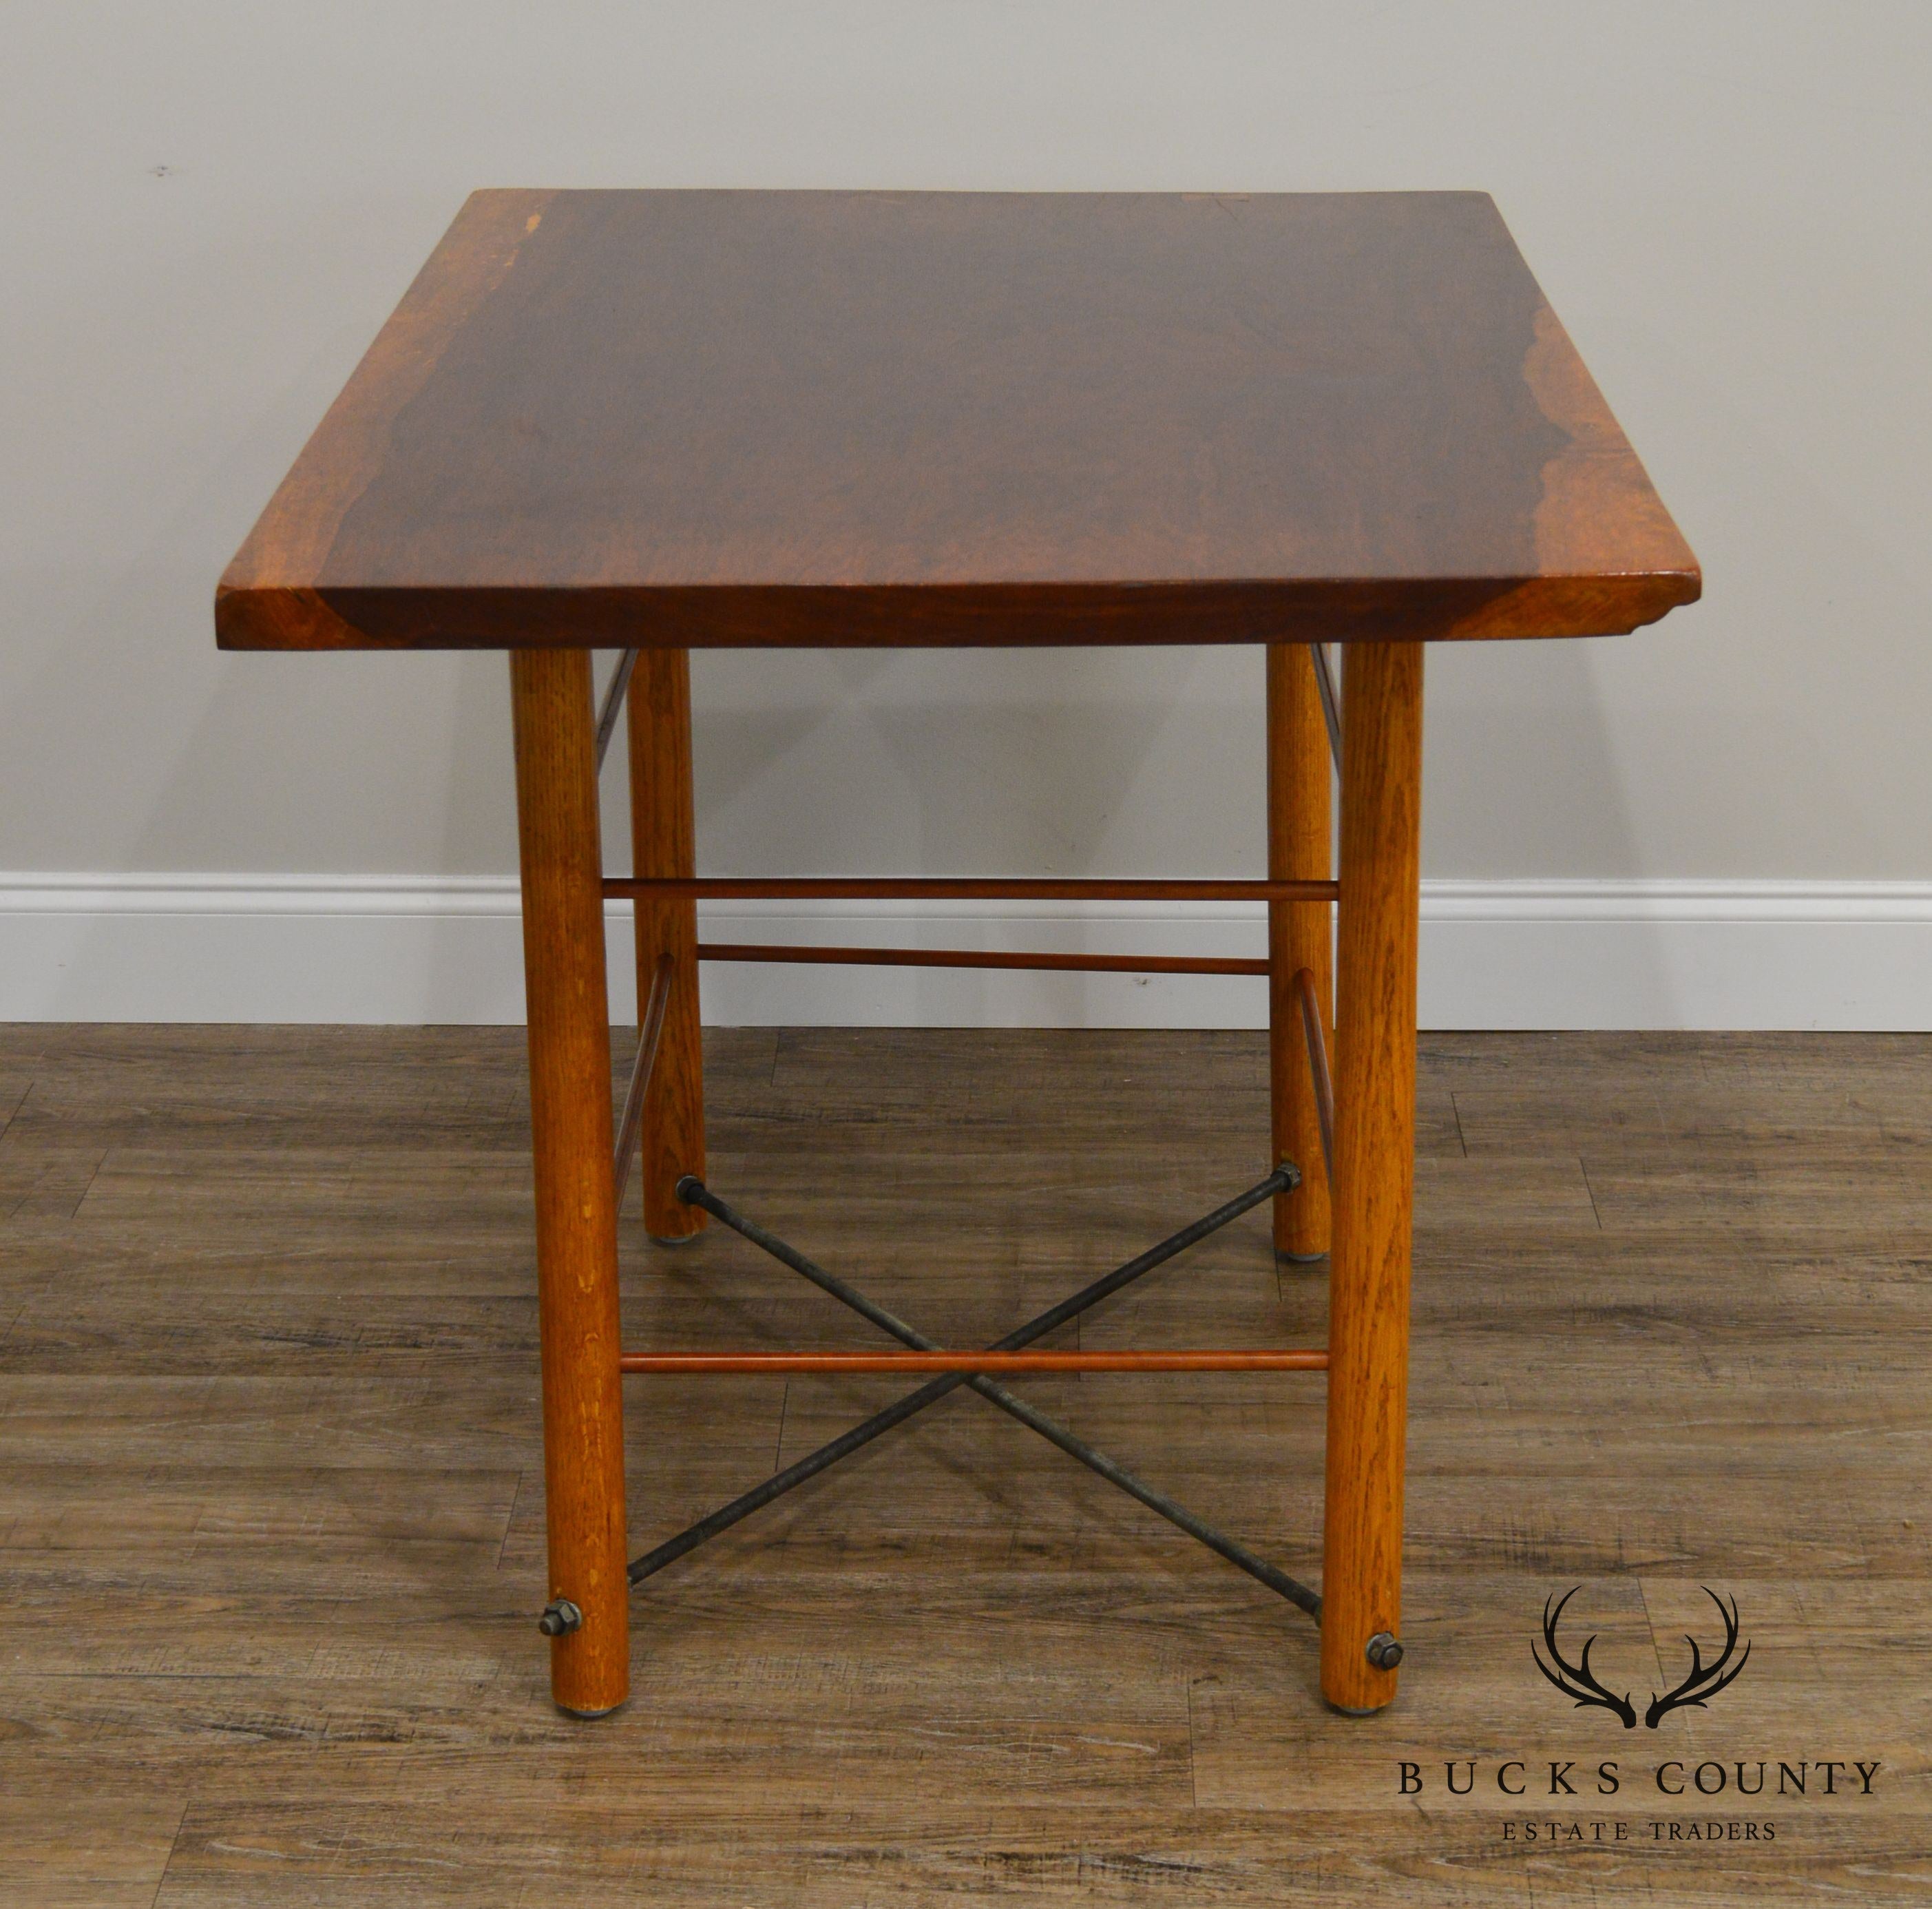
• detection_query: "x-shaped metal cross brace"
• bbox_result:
[624,1165,1323,1622]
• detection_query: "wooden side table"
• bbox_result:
[218,189,1698,1718]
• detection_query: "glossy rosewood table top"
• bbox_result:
[218,189,1699,652]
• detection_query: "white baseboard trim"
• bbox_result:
[1,875,1928,1030]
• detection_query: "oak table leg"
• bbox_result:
[625,647,707,1241]
[510,647,631,1717]
[1320,640,1423,1714]
[1266,643,1334,1260]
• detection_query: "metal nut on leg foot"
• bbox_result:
[538,1598,583,1637]
[1325,1632,1406,1713]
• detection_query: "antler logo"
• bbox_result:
[1533,1587,1637,1727]
[1532,1586,1750,1729]
[1645,1587,1751,1727]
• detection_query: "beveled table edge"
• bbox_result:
[215,569,1701,652]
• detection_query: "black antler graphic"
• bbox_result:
[1531,1587,1637,1728]
[1646,1587,1750,1727]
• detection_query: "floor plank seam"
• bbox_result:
[495,1470,523,1574]
[147,1795,191,1909]
[1578,1156,1606,1233]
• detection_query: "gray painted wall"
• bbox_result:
[5,4,1929,1025]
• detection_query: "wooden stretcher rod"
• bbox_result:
[620,1349,1330,1374]
[696,943,1267,976]
[604,875,1336,902]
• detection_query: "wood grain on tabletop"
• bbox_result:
[216,190,1700,653]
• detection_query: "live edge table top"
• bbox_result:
[217,189,1699,653]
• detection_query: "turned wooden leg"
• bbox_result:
[1320,639,1423,1714]
[1266,643,1334,1260]
[625,648,706,1242]
[510,647,631,1717]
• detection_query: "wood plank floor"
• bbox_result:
[0,1024,1927,1905]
